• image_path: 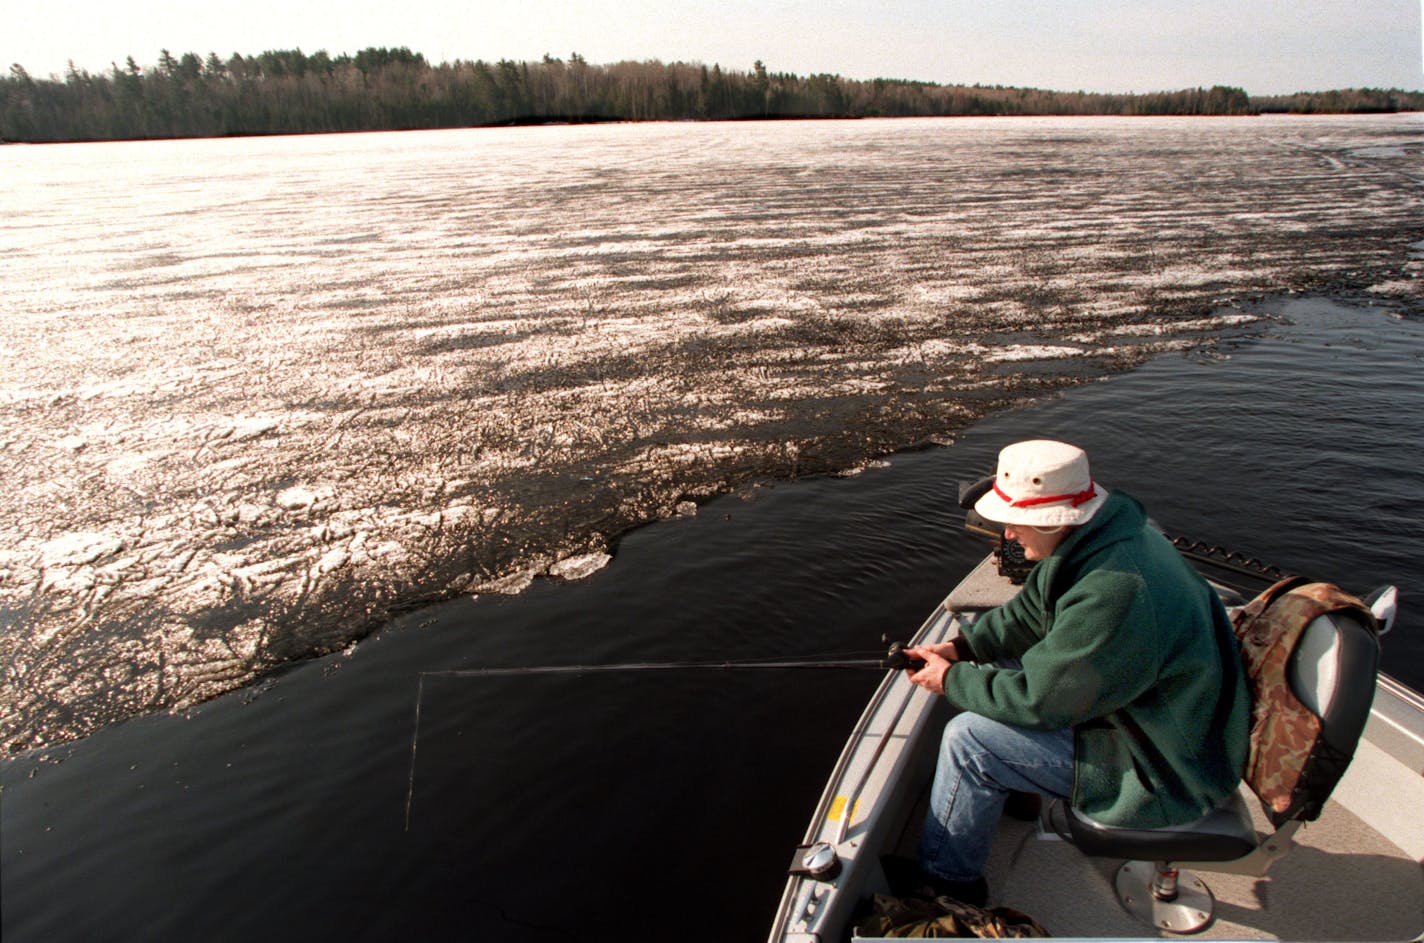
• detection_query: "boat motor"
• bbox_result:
[959,475,1033,584]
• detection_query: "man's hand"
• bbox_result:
[912,641,965,663]
[904,644,956,695]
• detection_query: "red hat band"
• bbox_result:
[993,480,1098,509]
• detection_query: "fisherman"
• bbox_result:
[899,439,1250,906]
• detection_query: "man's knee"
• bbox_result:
[941,711,993,763]
[939,712,1074,798]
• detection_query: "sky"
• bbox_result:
[6,0,1423,95]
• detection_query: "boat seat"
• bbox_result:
[1048,597,1383,934]
[1048,791,1258,863]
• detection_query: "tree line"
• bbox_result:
[1253,87,1424,113]
[2,47,1417,143]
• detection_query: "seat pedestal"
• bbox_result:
[1115,861,1214,934]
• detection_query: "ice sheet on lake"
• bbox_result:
[1,115,1420,754]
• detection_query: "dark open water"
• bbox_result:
[3,296,1421,941]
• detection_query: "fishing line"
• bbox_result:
[403,672,426,832]
[403,649,912,830]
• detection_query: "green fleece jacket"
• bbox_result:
[945,491,1249,828]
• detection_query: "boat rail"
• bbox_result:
[831,606,956,846]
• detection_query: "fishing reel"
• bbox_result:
[881,636,926,672]
[959,475,1033,584]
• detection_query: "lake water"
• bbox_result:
[3,293,1422,942]
[2,116,1422,939]
[3,115,1421,756]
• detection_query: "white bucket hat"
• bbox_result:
[973,439,1109,527]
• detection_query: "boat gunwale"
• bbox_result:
[769,558,1015,941]
[768,609,954,939]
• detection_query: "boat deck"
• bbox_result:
[882,740,1424,940]
[973,796,1421,939]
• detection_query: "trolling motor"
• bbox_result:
[959,474,1033,584]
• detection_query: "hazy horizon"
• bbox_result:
[6,1,1421,97]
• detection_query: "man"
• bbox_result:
[901,439,1249,906]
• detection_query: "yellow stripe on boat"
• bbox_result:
[827,795,860,823]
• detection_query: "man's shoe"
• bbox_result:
[924,873,988,908]
[879,856,989,907]
[1004,790,1042,821]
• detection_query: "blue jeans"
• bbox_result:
[919,711,1075,882]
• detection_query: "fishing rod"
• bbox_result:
[1164,535,1289,583]
[403,640,926,829]
[417,648,925,679]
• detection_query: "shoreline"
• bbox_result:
[7,107,1423,149]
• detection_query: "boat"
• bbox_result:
[767,507,1423,941]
